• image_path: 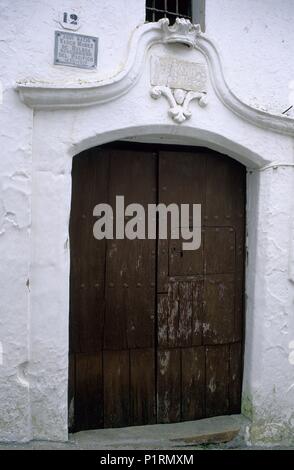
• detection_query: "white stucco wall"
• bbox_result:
[0,0,294,445]
[206,0,294,114]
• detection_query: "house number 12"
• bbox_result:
[63,13,78,26]
[59,11,80,30]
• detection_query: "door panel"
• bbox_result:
[191,280,204,346]
[69,145,245,431]
[156,149,245,423]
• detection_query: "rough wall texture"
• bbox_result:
[0,0,294,444]
[206,0,294,114]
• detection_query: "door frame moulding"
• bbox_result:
[16,18,294,136]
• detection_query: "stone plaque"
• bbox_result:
[54,31,98,69]
[151,56,207,92]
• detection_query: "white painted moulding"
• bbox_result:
[16,18,294,136]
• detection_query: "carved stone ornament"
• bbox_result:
[150,19,208,123]
[160,17,201,47]
[151,86,207,123]
[150,54,208,123]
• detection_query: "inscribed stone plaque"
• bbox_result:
[54,31,98,69]
[151,56,207,92]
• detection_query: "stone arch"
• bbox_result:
[70,124,269,168]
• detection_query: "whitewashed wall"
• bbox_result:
[206,0,294,114]
[0,0,294,445]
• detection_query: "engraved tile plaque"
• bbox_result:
[54,31,98,69]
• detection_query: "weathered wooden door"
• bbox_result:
[69,144,245,431]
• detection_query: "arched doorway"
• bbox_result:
[69,142,246,432]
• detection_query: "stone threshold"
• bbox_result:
[69,414,249,449]
[0,414,250,450]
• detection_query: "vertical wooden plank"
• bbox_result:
[167,281,179,348]
[75,353,103,430]
[130,349,156,426]
[229,342,242,413]
[203,275,235,344]
[103,350,130,428]
[192,279,203,346]
[157,349,181,423]
[178,282,193,347]
[182,347,205,421]
[234,277,244,342]
[206,345,229,417]
[235,226,245,276]
[158,238,169,292]
[157,294,169,348]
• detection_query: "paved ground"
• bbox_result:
[0,415,290,450]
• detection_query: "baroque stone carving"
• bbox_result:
[151,86,207,123]
[160,17,201,47]
[150,55,208,123]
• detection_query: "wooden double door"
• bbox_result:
[69,144,245,431]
